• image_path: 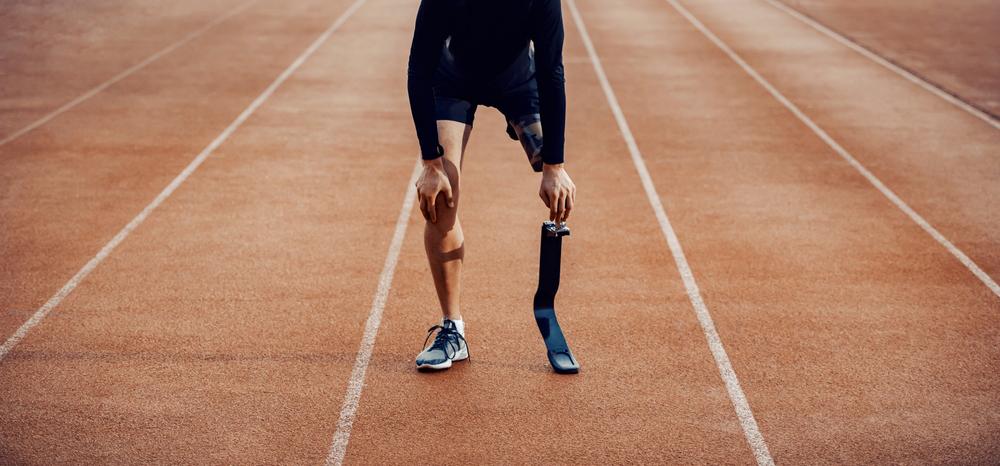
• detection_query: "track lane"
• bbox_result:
[776,0,1000,119]
[0,0,251,138]
[567,0,774,462]
[0,0,357,342]
[338,1,757,463]
[0,0,424,462]
[675,0,1000,283]
[578,0,1000,462]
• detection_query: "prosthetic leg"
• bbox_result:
[533,221,580,374]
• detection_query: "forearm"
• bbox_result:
[537,74,566,165]
[531,0,567,165]
[407,72,443,160]
[407,0,446,160]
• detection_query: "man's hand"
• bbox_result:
[416,158,455,224]
[539,163,576,223]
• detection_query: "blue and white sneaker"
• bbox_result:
[415,320,469,371]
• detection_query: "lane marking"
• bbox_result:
[324,161,421,466]
[664,0,1000,299]
[0,0,260,147]
[763,0,999,131]
[0,0,370,362]
[566,1,776,464]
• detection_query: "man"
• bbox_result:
[407,0,576,370]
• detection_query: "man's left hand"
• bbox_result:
[539,163,576,223]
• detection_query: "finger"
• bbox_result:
[428,195,438,223]
[444,182,455,208]
[564,193,573,222]
[540,190,551,208]
[556,193,567,223]
[549,193,558,221]
[419,196,430,221]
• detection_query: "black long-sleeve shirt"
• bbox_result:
[407,0,567,164]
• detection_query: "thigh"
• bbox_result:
[507,114,543,172]
[436,120,473,192]
[497,86,540,127]
[434,94,478,128]
[433,60,478,128]
[495,77,544,171]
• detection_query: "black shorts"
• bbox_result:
[432,45,540,125]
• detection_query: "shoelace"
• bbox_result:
[422,325,469,360]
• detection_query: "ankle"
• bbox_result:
[443,317,465,335]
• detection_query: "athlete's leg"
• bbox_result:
[497,67,544,172]
[425,120,472,322]
[508,114,544,172]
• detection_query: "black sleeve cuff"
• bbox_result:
[541,150,564,165]
[420,144,445,160]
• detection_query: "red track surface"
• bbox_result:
[782,0,1000,118]
[2,0,998,463]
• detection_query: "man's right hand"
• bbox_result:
[416,158,455,224]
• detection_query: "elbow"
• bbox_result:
[406,55,436,81]
[538,63,566,87]
[551,63,566,84]
[407,67,433,94]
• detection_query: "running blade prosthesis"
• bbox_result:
[533,221,580,374]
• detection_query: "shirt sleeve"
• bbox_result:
[407,0,448,160]
[531,0,567,165]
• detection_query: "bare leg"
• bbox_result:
[425,120,472,321]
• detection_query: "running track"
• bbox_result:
[1,0,998,463]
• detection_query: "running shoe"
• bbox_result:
[415,320,469,371]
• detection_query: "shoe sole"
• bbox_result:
[416,349,468,371]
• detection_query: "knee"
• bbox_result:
[426,215,460,240]
[425,199,460,232]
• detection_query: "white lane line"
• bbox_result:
[763,0,999,131]
[325,161,420,466]
[664,0,1000,299]
[0,0,369,363]
[0,0,260,147]
[566,1,776,464]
